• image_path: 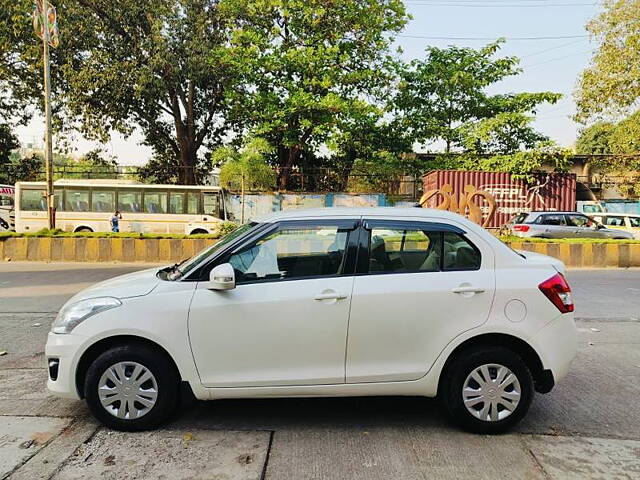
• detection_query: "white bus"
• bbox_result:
[14,180,226,234]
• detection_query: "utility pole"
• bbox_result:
[43,0,54,229]
[34,0,58,229]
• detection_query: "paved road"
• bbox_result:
[1,263,639,479]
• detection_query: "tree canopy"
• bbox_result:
[394,41,560,153]
[575,0,640,123]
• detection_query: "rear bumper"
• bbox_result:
[533,314,577,388]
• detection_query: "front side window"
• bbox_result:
[64,189,89,212]
[566,214,593,228]
[144,192,167,214]
[228,225,349,283]
[629,217,640,228]
[20,189,46,211]
[118,191,142,213]
[369,228,440,273]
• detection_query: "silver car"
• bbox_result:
[508,211,635,240]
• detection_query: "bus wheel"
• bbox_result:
[75,227,93,233]
[189,229,208,235]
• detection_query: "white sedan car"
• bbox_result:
[46,208,577,433]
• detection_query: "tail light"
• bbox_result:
[539,273,574,313]
[513,224,530,232]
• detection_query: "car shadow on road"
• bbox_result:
[171,396,452,432]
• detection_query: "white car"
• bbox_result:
[46,208,577,433]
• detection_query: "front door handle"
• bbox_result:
[451,286,485,294]
[314,292,348,301]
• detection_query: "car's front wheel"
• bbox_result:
[84,344,179,431]
[441,346,533,434]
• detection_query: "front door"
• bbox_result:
[346,218,495,383]
[188,219,357,387]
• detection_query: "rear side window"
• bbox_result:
[512,213,529,224]
[629,217,640,228]
[369,228,440,273]
[443,232,481,271]
[537,214,566,226]
[365,224,481,274]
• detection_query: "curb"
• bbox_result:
[2,237,640,267]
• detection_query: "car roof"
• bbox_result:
[526,211,584,215]
[597,212,640,217]
[254,207,467,223]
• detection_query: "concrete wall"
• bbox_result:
[2,237,640,267]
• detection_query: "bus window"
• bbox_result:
[169,192,185,214]
[54,189,64,211]
[0,195,13,208]
[187,192,199,214]
[21,189,46,211]
[203,192,219,216]
[91,190,115,212]
[118,191,142,213]
[65,189,90,212]
[144,192,167,214]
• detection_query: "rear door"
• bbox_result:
[537,213,573,238]
[345,218,495,383]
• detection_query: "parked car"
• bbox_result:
[588,213,640,240]
[508,211,635,240]
[46,208,577,434]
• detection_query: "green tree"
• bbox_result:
[459,112,549,155]
[575,122,615,154]
[222,0,408,189]
[394,41,561,153]
[1,0,243,184]
[609,111,640,154]
[0,124,19,169]
[575,0,640,122]
[214,137,276,223]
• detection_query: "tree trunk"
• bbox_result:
[177,144,197,185]
[240,173,245,224]
[277,146,302,191]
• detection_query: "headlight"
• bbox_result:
[51,297,121,334]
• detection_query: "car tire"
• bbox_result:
[441,346,533,434]
[84,343,180,431]
[75,227,93,233]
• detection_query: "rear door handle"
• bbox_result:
[314,292,348,301]
[451,286,485,294]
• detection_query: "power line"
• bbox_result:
[405,2,598,7]
[522,48,593,67]
[520,38,588,58]
[397,34,589,41]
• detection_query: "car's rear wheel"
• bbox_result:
[441,346,533,434]
[84,344,179,431]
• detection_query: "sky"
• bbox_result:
[15,0,603,165]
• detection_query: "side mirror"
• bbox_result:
[207,263,235,290]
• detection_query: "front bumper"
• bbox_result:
[45,332,87,400]
[533,314,578,386]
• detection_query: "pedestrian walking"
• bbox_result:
[110,211,122,233]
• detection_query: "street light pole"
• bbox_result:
[42,0,55,229]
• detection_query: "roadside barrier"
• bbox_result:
[1,237,639,267]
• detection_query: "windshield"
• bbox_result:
[167,222,258,280]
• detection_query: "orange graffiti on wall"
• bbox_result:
[419,184,497,228]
